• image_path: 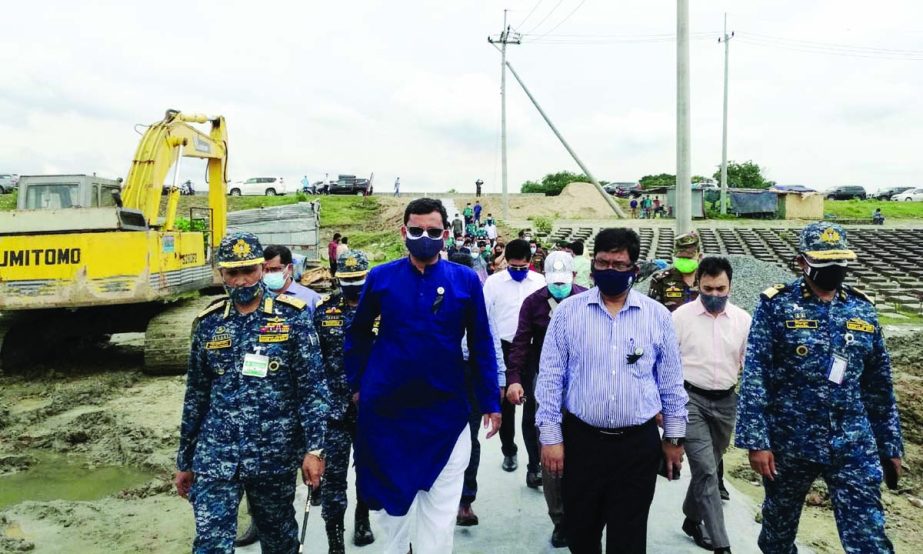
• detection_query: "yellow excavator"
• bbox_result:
[0,109,229,374]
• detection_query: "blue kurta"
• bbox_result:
[344,257,500,515]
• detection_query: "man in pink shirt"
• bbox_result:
[672,256,751,554]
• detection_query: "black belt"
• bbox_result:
[565,413,655,439]
[684,381,735,400]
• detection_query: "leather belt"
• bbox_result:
[684,381,735,400]
[565,413,655,438]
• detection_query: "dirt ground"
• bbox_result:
[448,182,618,222]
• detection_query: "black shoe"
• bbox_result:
[714,548,732,554]
[682,518,714,551]
[719,482,730,501]
[456,504,479,526]
[550,524,568,548]
[326,522,346,554]
[526,471,542,488]
[502,454,518,472]
[353,516,375,546]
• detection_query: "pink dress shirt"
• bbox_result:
[672,296,752,391]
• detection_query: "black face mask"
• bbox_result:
[804,262,848,292]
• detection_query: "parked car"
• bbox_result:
[227,177,289,196]
[875,186,913,200]
[604,182,642,198]
[825,185,867,200]
[0,174,15,193]
[892,188,923,202]
[327,174,371,195]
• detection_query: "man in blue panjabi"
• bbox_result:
[345,198,502,554]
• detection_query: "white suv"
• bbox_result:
[227,177,289,196]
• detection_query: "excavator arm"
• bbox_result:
[121,109,228,248]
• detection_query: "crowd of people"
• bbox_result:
[175,197,904,554]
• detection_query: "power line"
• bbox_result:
[737,34,923,60]
[523,0,563,35]
[744,31,923,56]
[530,0,587,41]
[515,0,544,30]
[521,33,715,45]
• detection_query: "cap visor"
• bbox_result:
[804,250,856,261]
[218,257,265,268]
[545,272,574,284]
[336,270,369,278]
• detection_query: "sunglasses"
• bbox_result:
[508,264,530,271]
[223,265,259,278]
[407,227,445,239]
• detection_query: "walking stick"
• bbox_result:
[298,485,313,553]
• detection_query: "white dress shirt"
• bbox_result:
[672,296,752,391]
[482,269,546,342]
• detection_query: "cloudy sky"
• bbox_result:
[2,0,922,193]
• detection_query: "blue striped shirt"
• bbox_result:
[535,288,688,444]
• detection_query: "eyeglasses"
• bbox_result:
[508,264,529,271]
[407,227,445,239]
[223,265,259,278]
[593,260,636,272]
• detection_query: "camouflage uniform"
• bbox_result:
[315,250,376,550]
[735,222,903,553]
[647,231,700,312]
[177,232,330,554]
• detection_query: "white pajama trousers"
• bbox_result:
[375,427,472,554]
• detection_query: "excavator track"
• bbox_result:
[143,295,225,375]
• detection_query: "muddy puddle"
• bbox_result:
[0,450,150,510]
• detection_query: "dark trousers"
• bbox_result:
[562,415,661,554]
[520,368,541,473]
[499,341,518,457]
[329,259,337,277]
[462,361,482,506]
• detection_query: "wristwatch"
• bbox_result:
[663,437,685,447]
[308,449,325,460]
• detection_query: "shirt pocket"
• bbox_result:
[628,342,656,379]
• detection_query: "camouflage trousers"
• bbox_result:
[322,408,368,521]
[190,472,297,554]
[759,453,894,554]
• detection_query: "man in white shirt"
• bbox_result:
[482,238,546,472]
[672,256,751,554]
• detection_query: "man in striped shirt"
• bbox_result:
[535,227,688,553]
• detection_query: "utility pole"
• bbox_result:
[675,0,692,234]
[487,11,520,222]
[719,13,734,215]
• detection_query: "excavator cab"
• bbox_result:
[17,175,122,211]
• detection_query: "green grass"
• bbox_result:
[347,230,405,266]
[824,199,923,220]
[0,190,17,211]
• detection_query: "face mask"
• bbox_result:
[700,293,729,314]
[262,270,286,291]
[508,267,529,282]
[225,281,262,304]
[530,246,537,255]
[804,261,848,292]
[673,257,699,274]
[548,283,572,300]
[592,268,635,297]
[405,235,444,260]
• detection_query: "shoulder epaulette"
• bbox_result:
[846,285,875,305]
[276,294,307,310]
[761,284,787,300]
[197,297,227,319]
[316,293,333,307]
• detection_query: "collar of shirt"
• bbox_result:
[496,268,544,283]
[692,295,730,318]
[585,287,643,315]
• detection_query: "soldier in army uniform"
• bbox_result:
[315,250,376,552]
[736,221,903,553]
[174,232,331,554]
[648,230,701,312]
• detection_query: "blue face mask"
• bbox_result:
[592,268,635,297]
[225,281,263,304]
[508,267,529,282]
[700,293,729,314]
[548,282,572,300]
[262,270,286,291]
[405,235,444,260]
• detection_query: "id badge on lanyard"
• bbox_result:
[242,352,269,378]
[827,353,847,385]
